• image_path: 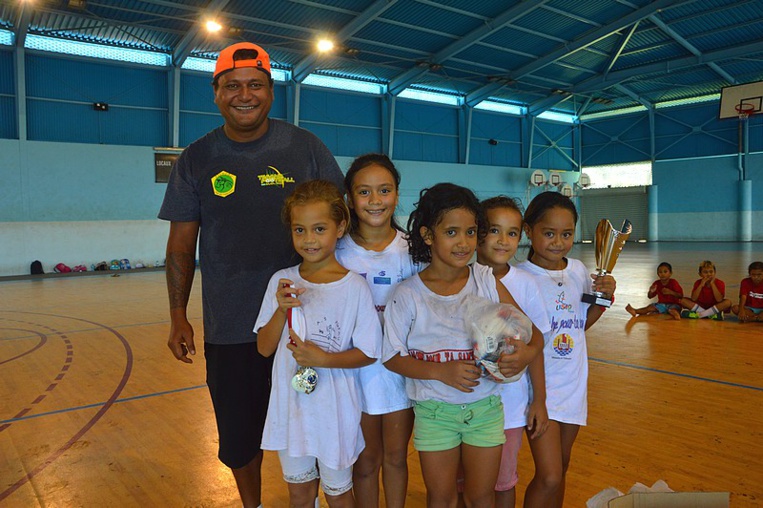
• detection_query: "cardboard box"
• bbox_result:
[608,491,729,508]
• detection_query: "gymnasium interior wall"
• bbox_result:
[0,47,761,276]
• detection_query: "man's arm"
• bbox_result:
[166,221,200,363]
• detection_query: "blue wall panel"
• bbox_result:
[582,112,652,166]
[470,111,522,166]
[395,100,459,162]
[300,88,380,127]
[653,156,739,213]
[25,54,168,145]
[0,50,13,95]
[179,112,221,147]
[304,123,381,157]
[0,96,16,139]
[654,103,737,160]
[299,87,381,156]
[27,99,167,146]
[532,121,575,171]
[180,73,216,112]
[26,54,167,108]
[0,50,15,139]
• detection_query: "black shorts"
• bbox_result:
[205,341,274,469]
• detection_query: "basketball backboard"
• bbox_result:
[719,80,763,119]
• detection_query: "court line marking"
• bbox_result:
[0,385,207,425]
[589,356,763,391]
[0,311,133,503]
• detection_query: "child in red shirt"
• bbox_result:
[731,261,763,323]
[626,262,683,320]
[677,260,732,320]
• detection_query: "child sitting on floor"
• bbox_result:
[626,262,683,320]
[676,260,732,320]
[731,261,763,323]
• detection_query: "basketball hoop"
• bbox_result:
[735,103,755,119]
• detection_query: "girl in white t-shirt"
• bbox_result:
[255,180,381,508]
[335,154,419,508]
[475,195,551,508]
[516,191,616,508]
[383,183,543,507]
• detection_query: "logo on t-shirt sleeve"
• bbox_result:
[211,171,236,197]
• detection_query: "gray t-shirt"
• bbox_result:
[158,120,343,344]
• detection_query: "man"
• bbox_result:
[158,42,343,507]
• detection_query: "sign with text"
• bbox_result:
[154,152,179,183]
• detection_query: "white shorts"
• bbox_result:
[359,358,413,415]
[277,451,353,496]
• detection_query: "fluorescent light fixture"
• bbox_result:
[25,34,169,66]
[537,110,577,123]
[655,93,720,109]
[302,74,383,94]
[398,88,461,106]
[0,29,12,46]
[474,100,524,116]
[580,105,648,120]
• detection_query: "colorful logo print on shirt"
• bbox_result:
[211,171,236,197]
[257,166,295,187]
[552,333,574,357]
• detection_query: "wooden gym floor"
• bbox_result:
[1,242,761,507]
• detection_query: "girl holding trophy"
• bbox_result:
[255,180,381,508]
[517,191,617,508]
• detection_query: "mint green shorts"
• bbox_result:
[413,395,505,452]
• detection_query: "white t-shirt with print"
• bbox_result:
[383,263,501,405]
[516,258,591,425]
[335,231,420,414]
[497,265,552,429]
[255,265,382,470]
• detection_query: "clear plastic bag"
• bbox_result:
[464,295,532,383]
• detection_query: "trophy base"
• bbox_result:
[582,292,612,308]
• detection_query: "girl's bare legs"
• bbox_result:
[555,423,581,508]
[381,408,414,508]
[325,490,356,508]
[523,420,563,508]
[354,413,382,508]
[288,479,320,508]
[354,408,414,508]
[494,486,516,508]
[419,447,461,507]
[461,444,502,507]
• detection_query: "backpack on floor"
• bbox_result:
[31,260,44,275]
[54,263,72,273]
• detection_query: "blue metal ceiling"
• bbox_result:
[1,0,761,116]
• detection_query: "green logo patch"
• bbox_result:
[211,171,236,197]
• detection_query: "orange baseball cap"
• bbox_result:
[213,42,271,82]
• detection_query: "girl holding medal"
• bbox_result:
[255,180,381,508]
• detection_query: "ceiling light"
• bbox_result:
[205,20,222,33]
[317,39,334,52]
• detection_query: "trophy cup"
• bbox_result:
[581,219,632,307]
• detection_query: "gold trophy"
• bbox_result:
[581,219,632,307]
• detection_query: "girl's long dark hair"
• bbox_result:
[344,153,404,232]
[407,183,486,264]
[523,191,578,262]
